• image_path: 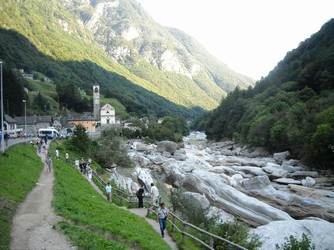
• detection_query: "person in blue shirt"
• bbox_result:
[105,182,112,202]
[156,202,169,238]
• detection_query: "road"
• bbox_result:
[1,136,38,152]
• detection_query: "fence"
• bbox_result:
[91,170,247,250]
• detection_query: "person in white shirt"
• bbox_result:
[150,183,159,204]
[55,149,59,159]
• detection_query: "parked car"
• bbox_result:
[57,133,67,139]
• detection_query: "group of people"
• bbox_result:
[43,147,67,173]
[78,157,93,182]
[136,182,159,208]
[35,137,48,154]
[135,183,168,237]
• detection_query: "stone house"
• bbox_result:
[67,116,97,132]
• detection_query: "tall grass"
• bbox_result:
[0,144,43,249]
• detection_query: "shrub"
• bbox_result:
[275,233,315,250]
[170,188,262,249]
[95,127,134,168]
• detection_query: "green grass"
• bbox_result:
[50,142,171,249]
[0,144,43,250]
[0,141,171,249]
[50,140,204,250]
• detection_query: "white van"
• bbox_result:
[7,130,18,138]
[38,128,59,139]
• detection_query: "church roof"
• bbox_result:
[101,103,115,110]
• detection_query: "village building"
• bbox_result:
[67,116,97,132]
[2,114,18,131]
[100,103,116,125]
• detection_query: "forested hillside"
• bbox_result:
[201,19,334,169]
[0,0,253,119]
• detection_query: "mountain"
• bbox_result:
[0,0,254,118]
[203,19,334,168]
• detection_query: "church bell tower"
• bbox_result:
[93,85,100,120]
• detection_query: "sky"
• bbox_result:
[137,0,333,80]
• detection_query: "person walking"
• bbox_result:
[65,152,69,163]
[105,182,112,202]
[87,164,92,183]
[4,132,9,147]
[55,149,59,160]
[137,184,145,208]
[74,159,79,170]
[79,158,86,174]
[150,183,159,204]
[37,141,42,153]
[45,155,53,173]
[87,158,92,176]
[156,202,169,238]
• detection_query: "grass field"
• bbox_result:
[0,141,171,249]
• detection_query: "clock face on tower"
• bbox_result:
[94,98,99,104]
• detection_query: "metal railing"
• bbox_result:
[91,170,247,250]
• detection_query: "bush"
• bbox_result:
[170,188,262,249]
[68,124,94,155]
[95,127,133,168]
[275,233,315,250]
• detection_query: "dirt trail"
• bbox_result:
[10,146,178,250]
[10,148,76,250]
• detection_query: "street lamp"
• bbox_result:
[22,100,26,137]
[0,61,4,153]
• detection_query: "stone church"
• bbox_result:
[93,84,116,125]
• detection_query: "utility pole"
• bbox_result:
[22,100,26,136]
[0,61,4,153]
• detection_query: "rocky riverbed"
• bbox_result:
[109,132,334,249]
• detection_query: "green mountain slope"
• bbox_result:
[0,0,253,118]
[204,19,334,168]
[67,0,254,99]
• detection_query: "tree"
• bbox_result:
[96,127,133,168]
[56,81,90,112]
[69,124,91,154]
[3,66,27,116]
[32,92,50,113]
[311,123,334,168]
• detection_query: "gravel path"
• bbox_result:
[10,148,76,250]
[10,145,178,250]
